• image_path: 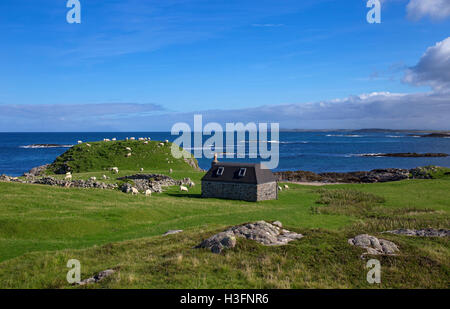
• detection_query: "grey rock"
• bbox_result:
[23,164,49,177]
[196,221,303,254]
[163,230,183,236]
[78,269,115,286]
[386,228,450,237]
[348,234,399,256]
[117,174,194,194]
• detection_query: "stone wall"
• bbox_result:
[256,181,278,201]
[201,181,277,202]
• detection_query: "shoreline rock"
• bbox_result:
[275,166,444,184]
[361,153,448,158]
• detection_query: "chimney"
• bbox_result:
[212,153,218,167]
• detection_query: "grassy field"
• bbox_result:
[0,175,449,288]
[0,142,448,288]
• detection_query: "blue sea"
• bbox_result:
[1,132,450,176]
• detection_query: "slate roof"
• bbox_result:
[201,162,276,184]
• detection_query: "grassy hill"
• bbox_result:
[47,140,199,174]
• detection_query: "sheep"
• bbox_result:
[131,187,139,195]
[169,168,173,174]
[130,137,135,140]
[159,142,165,146]
[164,140,169,143]
[125,147,132,151]
[189,181,195,188]
[90,176,97,181]
[102,175,108,180]
[284,185,289,189]
[112,138,117,141]
[145,189,152,196]
[111,167,119,174]
[86,143,91,147]
[180,186,189,192]
[140,168,144,172]
[144,141,148,144]
[278,186,283,191]
[77,140,83,144]
[138,137,144,141]
[65,172,72,181]
[103,138,111,142]
[126,153,132,158]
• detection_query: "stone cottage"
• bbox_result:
[201,156,278,202]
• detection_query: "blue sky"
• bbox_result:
[0,0,449,131]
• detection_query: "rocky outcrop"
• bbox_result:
[118,174,194,194]
[385,228,450,237]
[418,133,450,138]
[23,164,49,177]
[348,234,399,256]
[78,269,115,286]
[362,153,448,158]
[275,166,444,184]
[33,177,118,189]
[196,221,303,254]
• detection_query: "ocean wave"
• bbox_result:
[326,134,363,137]
[386,135,403,138]
[20,144,73,149]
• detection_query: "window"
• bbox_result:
[238,168,247,177]
[216,166,224,176]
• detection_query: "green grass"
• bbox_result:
[0,174,449,288]
[47,140,197,174]
[0,142,449,288]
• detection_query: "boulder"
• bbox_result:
[348,234,399,256]
[196,221,303,254]
[78,269,115,286]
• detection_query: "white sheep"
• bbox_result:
[140,168,144,172]
[77,140,83,144]
[111,167,119,174]
[65,172,72,180]
[86,143,91,147]
[90,176,97,181]
[278,186,283,191]
[145,189,152,196]
[112,138,117,141]
[130,137,135,140]
[126,153,132,157]
[159,142,165,146]
[180,186,189,192]
[102,175,107,180]
[284,185,289,189]
[125,147,132,151]
[131,187,139,195]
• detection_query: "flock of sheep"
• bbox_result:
[64,138,187,196]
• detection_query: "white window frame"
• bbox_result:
[216,166,224,176]
[238,168,247,177]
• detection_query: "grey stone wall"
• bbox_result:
[201,181,277,202]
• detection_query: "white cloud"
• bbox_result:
[406,0,450,20]
[2,92,448,131]
[404,37,450,92]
